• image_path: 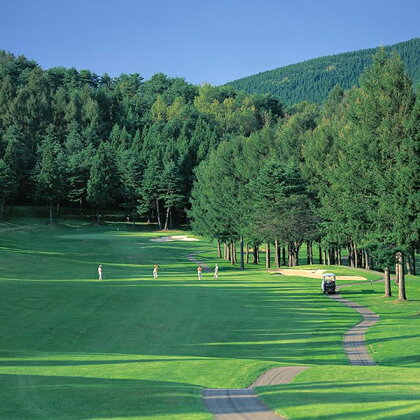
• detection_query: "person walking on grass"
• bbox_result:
[213,264,219,279]
[98,264,103,281]
[153,264,159,279]
[197,265,203,280]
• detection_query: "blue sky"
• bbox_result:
[1,0,419,85]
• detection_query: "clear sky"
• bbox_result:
[1,0,419,85]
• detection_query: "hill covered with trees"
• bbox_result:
[227,38,420,105]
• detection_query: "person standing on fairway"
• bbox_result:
[213,264,219,279]
[153,264,159,279]
[98,265,103,281]
[197,265,203,280]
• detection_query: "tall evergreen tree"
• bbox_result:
[87,142,120,223]
[33,125,66,224]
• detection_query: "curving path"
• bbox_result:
[326,279,381,366]
[202,270,383,419]
[203,367,307,420]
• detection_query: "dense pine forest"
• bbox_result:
[0,47,419,300]
[227,38,420,105]
[0,49,283,227]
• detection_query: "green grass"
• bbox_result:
[258,366,420,419]
[0,214,419,419]
[257,268,420,419]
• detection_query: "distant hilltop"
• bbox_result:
[226,38,420,105]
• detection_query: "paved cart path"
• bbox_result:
[202,268,384,419]
[326,279,382,366]
[203,367,307,420]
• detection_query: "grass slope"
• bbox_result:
[0,215,419,419]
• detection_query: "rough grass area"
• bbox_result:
[0,215,419,419]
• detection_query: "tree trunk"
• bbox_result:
[245,242,249,264]
[365,250,370,270]
[230,243,234,264]
[156,198,162,230]
[330,248,335,265]
[253,245,258,264]
[306,242,310,264]
[338,247,342,265]
[224,243,228,260]
[307,241,313,265]
[240,237,244,270]
[354,244,358,268]
[266,243,271,269]
[282,246,286,266]
[232,242,236,264]
[318,242,322,264]
[396,251,407,301]
[395,259,400,285]
[217,240,222,258]
[163,207,170,230]
[274,239,280,268]
[384,267,391,297]
[288,245,294,267]
[348,244,352,266]
[406,251,414,275]
[96,208,100,224]
[49,200,53,225]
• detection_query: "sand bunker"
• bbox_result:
[150,235,199,242]
[272,268,366,281]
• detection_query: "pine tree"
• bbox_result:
[33,125,66,224]
[87,142,120,223]
[64,122,94,212]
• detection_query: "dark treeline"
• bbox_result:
[0,50,283,227]
[189,49,419,301]
[227,38,420,105]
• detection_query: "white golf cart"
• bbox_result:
[321,273,336,294]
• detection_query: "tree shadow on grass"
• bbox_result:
[0,357,211,367]
[0,373,206,419]
[340,289,379,295]
[258,381,420,420]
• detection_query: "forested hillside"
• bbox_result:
[227,38,420,105]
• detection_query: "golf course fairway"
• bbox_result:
[0,218,419,419]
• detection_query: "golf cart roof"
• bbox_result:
[323,273,336,278]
